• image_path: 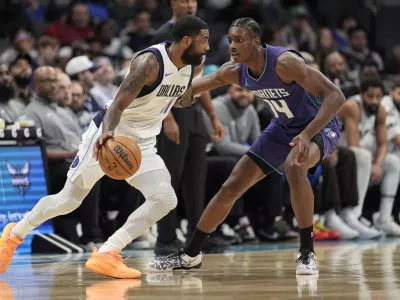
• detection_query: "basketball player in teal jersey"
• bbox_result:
[148,18,346,275]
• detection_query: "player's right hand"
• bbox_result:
[92,131,114,161]
[164,118,180,145]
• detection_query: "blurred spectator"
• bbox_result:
[9,57,33,109]
[96,19,133,62]
[333,12,359,51]
[65,55,102,113]
[342,26,384,73]
[56,72,83,140]
[338,78,400,236]
[281,5,317,53]
[386,45,400,76]
[24,66,78,158]
[0,64,18,124]
[70,81,92,131]
[204,85,259,157]
[315,27,336,67]
[25,0,45,23]
[0,29,38,66]
[126,11,155,52]
[323,51,358,98]
[36,36,60,67]
[45,2,95,46]
[24,66,104,248]
[91,57,118,107]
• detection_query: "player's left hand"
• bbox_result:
[211,117,224,141]
[289,134,311,166]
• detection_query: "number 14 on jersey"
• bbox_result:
[263,99,294,119]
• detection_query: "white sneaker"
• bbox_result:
[147,249,202,272]
[374,217,400,236]
[296,251,319,275]
[341,212,382,240]
[325,212,359,240]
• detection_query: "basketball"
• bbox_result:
[99,136,142,180]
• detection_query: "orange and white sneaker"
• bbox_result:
[85,247,141,279]
[0,223,23,273]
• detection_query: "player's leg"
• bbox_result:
[284,136,321,275]
[146,154,267,271]
[0,121,104,273]
[374,153,400,235]
[86,160,177,279]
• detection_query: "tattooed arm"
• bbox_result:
[92,52,159,159]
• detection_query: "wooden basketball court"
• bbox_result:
[1,240,399,299]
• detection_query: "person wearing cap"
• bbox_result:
[65,55,102,113]
[90,57,118,108]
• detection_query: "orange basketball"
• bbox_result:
[99,136,142,180]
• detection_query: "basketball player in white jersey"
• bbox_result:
[0,15,210,279]
[338,77,400,236]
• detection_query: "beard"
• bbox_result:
[181,44,204,66]
[232,97,250,110]
[0,84,15,102]
[365,104,379,115]
[14,74,32,88]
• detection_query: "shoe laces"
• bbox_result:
[296,250,314,265]
[159,249,184,264]
[100,249,131,264]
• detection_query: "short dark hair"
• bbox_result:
[172,15,208,42]
[230,18,261,38]
[360,58,379,72]
[360,77,385,94]
[392,79,400,90]
[348,26,366,38]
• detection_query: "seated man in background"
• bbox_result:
[381,80,400,224]
[338,78,400,236]
[0,64,21,124]
[23,66,104,249]
[203,84,297,241]
[70,81,93,131]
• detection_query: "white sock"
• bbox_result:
[379,196,395,223]
[11,215,36,240]
[98,228,132,253]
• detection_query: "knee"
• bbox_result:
[350,147,372,165]
[284,160,304,183]
[146,182,177,223]
[218,176,242,205]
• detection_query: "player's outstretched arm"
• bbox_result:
[92,52,159,160]
[192,61,240,96]
[276,52,346,140]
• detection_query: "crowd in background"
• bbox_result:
[1,0,400,254]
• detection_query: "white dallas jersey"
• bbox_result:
[107,43,194,138]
